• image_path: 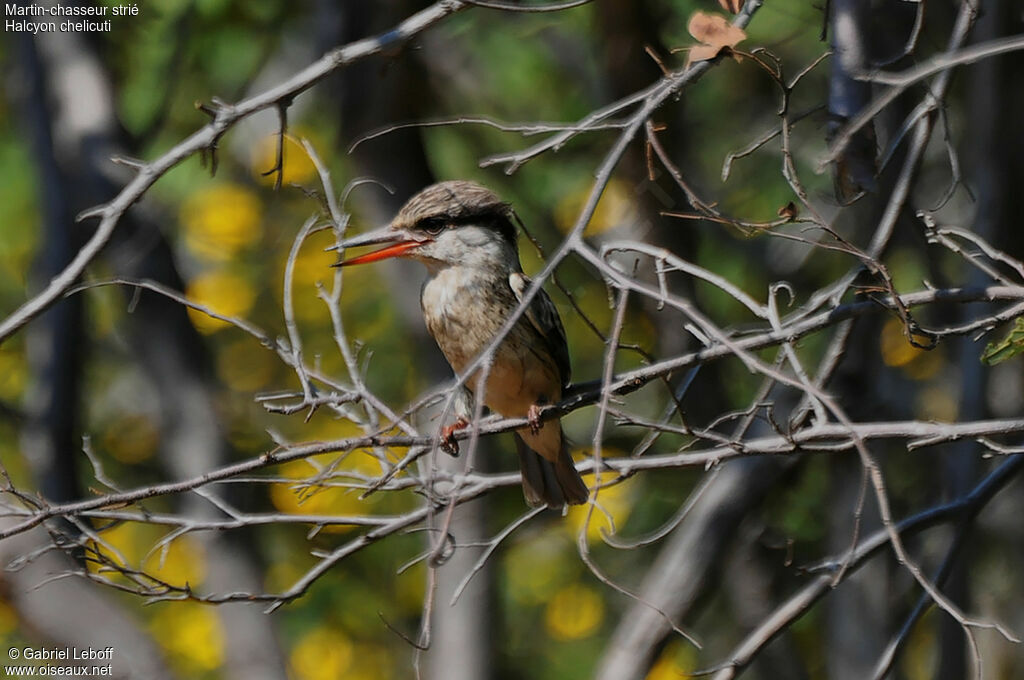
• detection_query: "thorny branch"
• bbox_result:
[0,0,472,345]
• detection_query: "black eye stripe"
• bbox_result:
[417,217,447,234]
[414,211,518,246]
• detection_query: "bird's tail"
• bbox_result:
[514,433,588,508]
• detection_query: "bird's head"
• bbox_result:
[333,181,522,273]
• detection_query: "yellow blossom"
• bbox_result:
[567,468,635,541]
[251,133,318,186]
[185,269,257,334]
[545,584,604,640]
[181,183,262,261]
[149,603,224,673]
[291,628,353,680]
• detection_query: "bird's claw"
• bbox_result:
[527,405,543,435]
[440,418,470,456]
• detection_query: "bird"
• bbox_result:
[334,180,589,508]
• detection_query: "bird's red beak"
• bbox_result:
[330,226,429,267]
[337,240,423,266]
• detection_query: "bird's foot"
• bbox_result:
[440,418,470,456]
[527,404,543,435]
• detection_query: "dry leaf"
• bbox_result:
[688,12,746,51]
[686,11,747,67]
[777,202,798,221]
[688,45,722,63]
[717,0,744,14]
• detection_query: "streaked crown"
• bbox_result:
[392,181,518,246]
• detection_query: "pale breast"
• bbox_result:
[421,267,561,417]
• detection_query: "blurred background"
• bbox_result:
[1,0,1023,678]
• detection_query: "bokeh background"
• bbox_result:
[1,0,1023,678]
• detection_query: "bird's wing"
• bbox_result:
[509,272,571,387]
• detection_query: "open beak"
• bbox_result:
[330,226,429,267]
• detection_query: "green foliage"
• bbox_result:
[981,317,1024,365]
[0,134,39,304]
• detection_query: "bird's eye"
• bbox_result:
[419,218,446,236]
